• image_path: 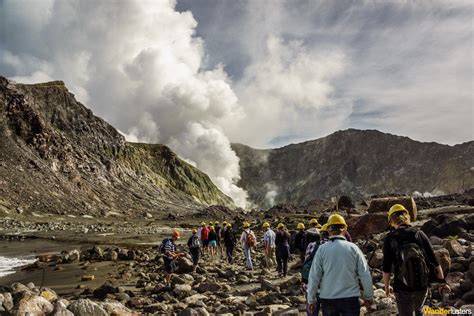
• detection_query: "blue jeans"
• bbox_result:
[243,244,253,269]
[320,297,360,316]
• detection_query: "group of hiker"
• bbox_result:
[161,203,451,316]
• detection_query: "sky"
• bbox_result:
[0,0,473,206]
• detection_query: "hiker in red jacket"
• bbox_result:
[200,222,209,255]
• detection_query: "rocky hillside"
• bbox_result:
[232,129,474,206]
[0,77,233,217]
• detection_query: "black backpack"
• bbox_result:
[391,228,430,290]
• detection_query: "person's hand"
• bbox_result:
[363,299,374,311]
[384,285,394,297]
[307,303,316,314]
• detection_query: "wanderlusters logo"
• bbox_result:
[423,307,472,315]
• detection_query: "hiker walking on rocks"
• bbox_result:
[294,223,307,265]
[305,218,321,249]
[200,222,209,256]
[208,226,218,260]
[262,222,276,269]
[302,223,328,316]
[215,221,223,259]
[307,214,373,315]
[304,224,328,262]
[162,230,183,287]
[275,223,291,277]
[383,204,449,316]
[224,223,236,263]
[240,222,256,270]
[219,221,227,259]
[187,229,201,271]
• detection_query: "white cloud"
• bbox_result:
[0,0,247,206]
[223,35,349,146]
[179,0,473,146]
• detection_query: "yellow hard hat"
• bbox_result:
[297,223,305,230]
[388,204,409,221]
[309,218,319,225]
[227,223,232,228]
[209,221,214,226]
[243,222,250,228]
[215,221,219,224]
[201,222,206,226]
[327,214,347,228]
[262,222,270,229]
[316,223,322,229]
[277,223,285,229]
[192,228,197,234]
[320,224,329,232]
[223,221,228,226]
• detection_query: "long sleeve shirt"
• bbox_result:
[307,236,373,303]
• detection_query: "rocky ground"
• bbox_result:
[0,193,472,315]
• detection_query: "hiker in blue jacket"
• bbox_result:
[307,214,373,316]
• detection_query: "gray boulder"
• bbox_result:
[11,294,54,316]
[67,299,108,316]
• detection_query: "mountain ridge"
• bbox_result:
[0,77,233,217]
[232,129,474,206]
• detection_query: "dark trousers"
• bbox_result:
[320,297,360,316]
[190,248,200,266]
[276,247,289,276]
[395,288,428,316]
[225,244,234,263]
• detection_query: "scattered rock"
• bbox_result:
[99,301,132,315]
[104,250,118,261]
[12,293,54,315]
[273,307,300,315]
[67,249,80,262]
[175,256,195,274]
[68,299,108,316]
[421,214,469,238]
[82,275,95,281]
[435,249,451,276]
[1,292,13,311]
[40,289,58,302]
[429,236,444,246]
[369,249,384,268]
[338,196,355,210]
[185,294,208,305]
[462,290,474,303]
[444,240,466,258]
[174,284,192,298]
[93,283,117,300]
[367,196,417,221]
[197,282,221,293]
[347,213,388,239]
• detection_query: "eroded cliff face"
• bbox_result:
[0,77,233,217]
[233,129,474,206]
